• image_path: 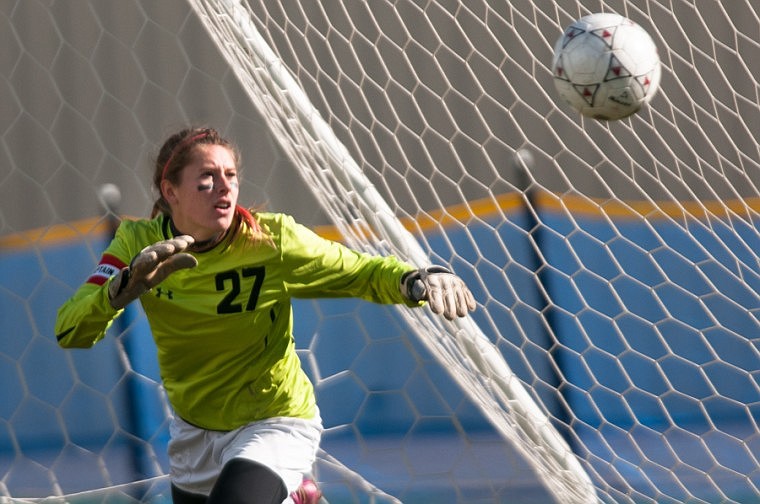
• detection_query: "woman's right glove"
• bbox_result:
[108,235,198,309]
[401,266,476,321]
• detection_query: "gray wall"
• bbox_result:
[3,1,759,239]
[0,0,326,235]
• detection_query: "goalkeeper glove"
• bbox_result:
[108,235,198,309]
[401,266,476,320]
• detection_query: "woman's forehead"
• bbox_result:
[187,144,237,167]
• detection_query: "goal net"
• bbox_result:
[1,1,759,503]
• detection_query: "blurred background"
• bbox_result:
[2,1,759,503]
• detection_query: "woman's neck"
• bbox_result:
[169,219,227,252]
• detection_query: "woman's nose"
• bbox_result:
[215,175,231,193]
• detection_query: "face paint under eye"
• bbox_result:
[196,170,238,192]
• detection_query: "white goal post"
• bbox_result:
[186,1,597,503]
[183,1,760,503]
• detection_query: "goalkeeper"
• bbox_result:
[56,127,476,504]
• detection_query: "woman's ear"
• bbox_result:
[161,179,178,205]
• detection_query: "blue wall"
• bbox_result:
[538,209,760,430]
[2,202,758,483]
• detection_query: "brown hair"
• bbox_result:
[151,127,266,243]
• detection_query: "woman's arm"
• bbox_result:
[55,280,122,348]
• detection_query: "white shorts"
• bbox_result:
[168,411,323,497]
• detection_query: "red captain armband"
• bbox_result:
[87,254,127,286]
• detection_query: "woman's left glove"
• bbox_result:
[401,266,476,320]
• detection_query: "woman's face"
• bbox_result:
[162,144,239,242]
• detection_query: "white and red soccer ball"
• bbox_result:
[552,13,661,120]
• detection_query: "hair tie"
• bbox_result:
[161,131,211,182]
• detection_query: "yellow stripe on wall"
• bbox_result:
[0,218,113,250]
[534,191,760,220]
[311,192,526,242]
[3,191,759,251]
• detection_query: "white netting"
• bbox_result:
[2,1,760,503]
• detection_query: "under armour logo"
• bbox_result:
[155,287,174,300]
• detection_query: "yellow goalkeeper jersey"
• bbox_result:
[56,211,419,431]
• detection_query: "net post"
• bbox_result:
[186,1,598,501]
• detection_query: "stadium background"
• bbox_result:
[1,1,758,502]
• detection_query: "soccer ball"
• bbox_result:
[552,13,661,120]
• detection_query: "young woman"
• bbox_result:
[56,127,476,504]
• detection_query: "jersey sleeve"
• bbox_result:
[273,214,421,306]
[55,222,137,348]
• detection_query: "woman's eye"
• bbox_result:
[197,174,214,191]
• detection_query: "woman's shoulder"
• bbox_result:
[253,211,290,224]
[115,215,168,243]
[251,211,299,234]
[249,212,324,251]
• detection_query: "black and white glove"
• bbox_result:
[108,235,198,309]
[401,266,476,320]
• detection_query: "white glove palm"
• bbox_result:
[401,266,476,320]
[108,235,198,309]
